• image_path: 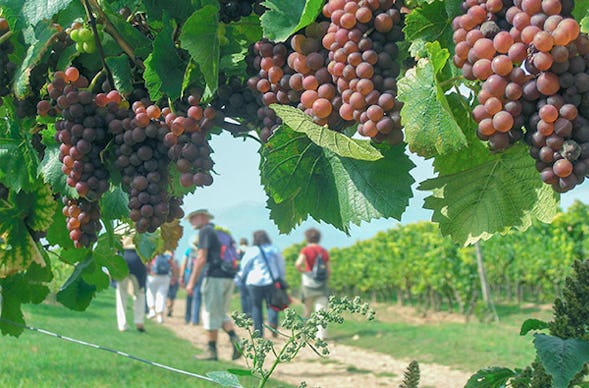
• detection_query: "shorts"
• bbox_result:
[200,277,235,330]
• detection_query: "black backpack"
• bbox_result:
[312,252,328,282]
[153,254,171,275]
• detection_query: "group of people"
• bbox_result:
[115,208,331,361]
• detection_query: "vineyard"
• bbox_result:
[283,200,589,317]
[1,0,589,386]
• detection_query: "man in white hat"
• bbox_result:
[185,209,241,361]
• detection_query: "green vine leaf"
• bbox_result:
[534,334,589,388]
[143,15,186,101]
[104,54,133,96]
[419,145,560,246]
[397,46,467,158]
[260,0,324,42]
[0,118,41,192]
[38,146,78,197]
[464,367,515,388]
[270,104,383,161]
[134,231,163,262]
[206,371,241,387]
[572,0,589,21]
[99,185,129,221]
[403,0,462,56]
[94,234,128,281]
[56,256,97,311]
[13,22,61,98]
[22,0,74,26]
[46,209,74,250]
[180,5,220,94]
[261,126,414,234]
[0,261,52,336]
[520,318,549,336]
[13,182,56,232]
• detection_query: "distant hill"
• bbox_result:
[173,199,432,258]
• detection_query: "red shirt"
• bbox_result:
[301,245,329,272]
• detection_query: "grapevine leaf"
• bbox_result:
[260,0,324,42]
[12,182,56,232]
[419,145,560,245]
[45,208,74,250]
[59,247,90,265]
[403,0,460,55]
[270,104,383,161]
[160,220,183,252]
[38,146,78,197]
[104,10,151,59]
[573,0,589,21]
[22,0,74,26]
[0,117,40,192]
[13,22,60,98]
[0,184,53,277]
[520,318,549,336]
[134,231,163,262]
[56,256,97,311]
[180,5,220,94]
[104,55,133,96]
[144,16,186,101]
[533,334,589,388]
[94,234,128,281]
[397,55,467,157]
[261,126,414,233]
[206,371,241,387]
[0,0,26,31]
[143,0,194,22]
[99,185,129,221]
[581,9,589,34]
[0,261,51,336]
[226,368,253,377]
[464,367,515,388]
[168,167,197,197]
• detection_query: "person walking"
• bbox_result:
[185,209,241,361]
[235,237,252,318]
[116,236,147,333]
[146,251,172,324]
[180,238,206,325]
[166,253,180,318]
[295,228,331,340]
[238,230,286,338]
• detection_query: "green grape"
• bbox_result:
[83,40,96,54]
[78,27,92,42]
[69,29,80,42]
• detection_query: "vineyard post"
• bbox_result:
[475,242,499,322]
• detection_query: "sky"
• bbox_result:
[179,130,589,251]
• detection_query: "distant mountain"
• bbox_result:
[173,198,432,258]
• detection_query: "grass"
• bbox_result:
[329,303,553,372]
[0,289,285,388]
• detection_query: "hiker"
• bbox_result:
[185,209,241,361]
[146,251,173,324]
[238,230,286,338]
[295,228,331,340]
[115,235,147,333]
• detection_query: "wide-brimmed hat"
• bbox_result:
[185,209,214,220]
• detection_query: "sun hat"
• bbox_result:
[185,209,214,220]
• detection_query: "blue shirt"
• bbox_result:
[238,244,285,287]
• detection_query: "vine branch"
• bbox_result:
[0,30,13,45]
[82,0,115,88]
[86,0,145,70]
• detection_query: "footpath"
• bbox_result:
[162,298,471,387]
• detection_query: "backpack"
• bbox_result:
[215,229,239,276]
[312,252,328,282]
[154,254,171,275]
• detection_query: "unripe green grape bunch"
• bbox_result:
[66,22,96,54]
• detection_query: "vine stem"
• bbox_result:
[87,69,106,92]
[87,0,145,70]
[0,30,13,45]
[82,0,115,88]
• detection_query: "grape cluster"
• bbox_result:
[39,68,116,201]
[66,22,96,54]
[62,196,102,248]
[454,0,589,191]
[0,18,15,102]
[219,0,266,23]
[322,0,405,144]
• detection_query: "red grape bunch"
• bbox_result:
[62,197,102,248]
[322,0,405,144]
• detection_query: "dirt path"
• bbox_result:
[163,299,471,387]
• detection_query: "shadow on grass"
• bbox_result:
[495,304,543,318]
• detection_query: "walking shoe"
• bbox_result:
[195,348,218,361]
[156,314,164,324]
[230,337,242,360]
